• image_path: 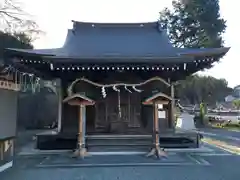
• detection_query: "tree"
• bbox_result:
[175,75,231,105]
[159,0,226,50]
[233,99,240,120]
[0,31,33,59]
[233,100,240,111]
[0,0,42,40]
[0,31,33,77]
[159,0,229,105]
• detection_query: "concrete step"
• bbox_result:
[86,135,152,147]
[36,132,200,150]
[87,146,150,152]
[86,134,152,152]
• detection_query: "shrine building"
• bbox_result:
[3,21,229,158]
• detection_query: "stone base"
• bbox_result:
[146,146,167,158]
[72,148,89,158]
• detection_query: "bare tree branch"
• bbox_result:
[0,0,44,41]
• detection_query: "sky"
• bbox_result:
[19,0,239,88]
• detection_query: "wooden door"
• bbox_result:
[94,92,142,129]
[95,101,107,128]
[128,93,141,127]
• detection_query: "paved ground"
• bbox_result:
[199,128,240,147]
[1,128,239,180]
[1,143,240,180]
[202,128,240,139]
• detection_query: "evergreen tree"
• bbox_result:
[159,0,226,49]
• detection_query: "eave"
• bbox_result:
[3,49,227,82]
[4,47,230,65]
[5,48,59,56]
[42,55,195,64]
[178,47,230,57]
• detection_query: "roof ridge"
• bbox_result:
[72,20,158,24]
[72,20,159,28]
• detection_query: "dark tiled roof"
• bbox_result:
[5,21,230,63]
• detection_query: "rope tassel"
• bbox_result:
[67,76,170,96]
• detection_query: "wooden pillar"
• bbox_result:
[170,84,175,129]
[57,79,62,132]
[154,102,160,148]
[95,102,98,129]
[0,141,3,160]
[128,93,131,126]
[78,105,83,148]
[74,105,87,158]
[82,106,86,146]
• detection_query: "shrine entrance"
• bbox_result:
[86,92,147,134]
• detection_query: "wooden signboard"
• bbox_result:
[142,92,172,105]
[63,93,95,158]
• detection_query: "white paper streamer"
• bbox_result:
[113,85,120,92]
[124,85,132,93]
[101,86,107,98]
[132,86,143,92]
